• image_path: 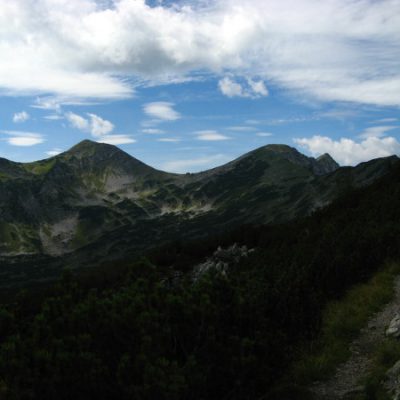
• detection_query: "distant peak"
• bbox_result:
[62,139,161,176]
[66,140,124,158]
[315,153,339,174]
[317,153,335,162]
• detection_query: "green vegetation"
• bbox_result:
[23,159,56,175]
[292,263,400,384]
[0,222,38,254]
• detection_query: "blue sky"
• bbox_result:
[0,0,399,172]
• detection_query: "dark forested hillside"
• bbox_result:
[0,160,400,399]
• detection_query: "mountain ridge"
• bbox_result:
[0,140,398,286]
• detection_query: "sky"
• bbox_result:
[0,0,399,173]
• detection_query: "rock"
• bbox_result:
[192,244,253,281]
[384,360,400,400]
[386,314,400,338]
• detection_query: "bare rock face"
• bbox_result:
[386,314,400,338]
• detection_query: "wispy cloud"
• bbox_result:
[228,126,257,132]
[1,131,45,147]
[46,148,63,157]
[157,138,181,143]
[358,125,397,139]
[256,132,273,137]
[13,111,30,123]
[143,102,181,121]
[97,135,136,145]
[142,128,165,134]
[44,114,64,121]
[219,77,268,99]
[195,130,230,141]
[66,112,90,131]
[372,118,398,124]
[87,113,114,137]
[66,112,114,137]
[65,112,135,145]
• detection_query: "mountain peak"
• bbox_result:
[68,140,117,156]
[263,144,299,153]
[316,153,339,174]
[62,139,163,178]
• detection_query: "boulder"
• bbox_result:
[386,314,400,338]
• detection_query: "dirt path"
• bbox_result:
[311,276,400,399]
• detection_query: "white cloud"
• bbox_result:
[142,128,165,134]
[0,0,399,106]
[46,148,63,156]
[372,118,398,123]
[195,130,230,141]
[257,132,273,137]
[358,125,397,139]
[247,79,269,97]
[65,112,113,137]
[65,112,90,131]
[294,135,400,165]
[218,77,269,99]
[218,77,245,98]
[162,154,230,173]
[31,97,62,111]
[228,126,257,132]
[87,113,114,137]
[13,111,30,123]
[246,119,262,125]
[65,111,135,144]
[97,135,136,145]
[143,102,181,121]
[44,114,64,121]
[1,131,45,147]
[157,138,181,142]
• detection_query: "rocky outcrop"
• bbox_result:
[193,244,253,281]
[314,153,340,175]
[386,314,400,338]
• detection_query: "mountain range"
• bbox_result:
[0,140,398,286]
